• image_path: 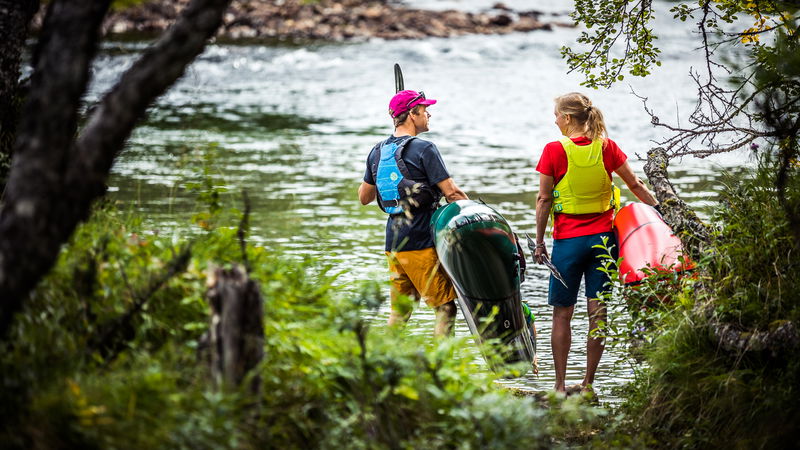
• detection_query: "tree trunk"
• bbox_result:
[0,0,39,189]
[0,0,232,339]
[710,319,799,357]
[644,147,711,261]
[207,266,264,393]
[0,0,111,338]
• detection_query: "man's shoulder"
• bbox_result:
[404,136,437,154]
[371,135,438,158]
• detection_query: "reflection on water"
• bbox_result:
[93,0,755,400]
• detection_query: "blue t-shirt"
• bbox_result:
[364,135,451,252]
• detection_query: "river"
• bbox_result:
[89,0,753,400]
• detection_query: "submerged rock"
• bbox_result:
[89,0,571,41]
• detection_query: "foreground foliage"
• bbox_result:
[607,153,800,448]
[0,204,607,449]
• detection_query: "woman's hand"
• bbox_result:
[534,242,549,264]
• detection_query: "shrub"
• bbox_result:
[0,202,607,449]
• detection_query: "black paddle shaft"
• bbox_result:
[394,63,404,93]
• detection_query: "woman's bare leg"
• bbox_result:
[583,298,607,390]
[551,305,575,392]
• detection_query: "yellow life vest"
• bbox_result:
[552,137,620,215]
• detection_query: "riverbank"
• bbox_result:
[94,0,570,41]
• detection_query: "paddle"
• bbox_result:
[525,233,569,289]
[394,63,404,93]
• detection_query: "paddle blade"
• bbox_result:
[394,63,404,93]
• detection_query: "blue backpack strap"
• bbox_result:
[371,136,440,215]
[392,136,415,178]
[394,136,442,213]
[368,139,390,213]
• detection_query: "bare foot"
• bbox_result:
[580,384,599,403]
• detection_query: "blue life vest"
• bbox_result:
[369,137,439,215]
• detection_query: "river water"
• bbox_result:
[89,0,753,399]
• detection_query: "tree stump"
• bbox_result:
[207,265,264,393]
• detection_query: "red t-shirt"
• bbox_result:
[535,137,627,239]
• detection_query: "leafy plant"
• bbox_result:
[594,155,800,447]
[0,198,611,449]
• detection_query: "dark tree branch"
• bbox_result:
[87,245,192,363]
[631,73,771,158]
[70,0,233,198]
[0,0,232,340]
[0,0,111,338]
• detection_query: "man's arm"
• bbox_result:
[436,177,468,202]
[358,182,376,205]
[614,161,658,206]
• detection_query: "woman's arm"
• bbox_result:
[614,161,658,206]
[534,173,555,263]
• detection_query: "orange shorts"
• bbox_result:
[386,248,457,308]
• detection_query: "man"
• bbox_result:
[358,89,468,337]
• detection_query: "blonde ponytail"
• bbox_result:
[554,92,607,142]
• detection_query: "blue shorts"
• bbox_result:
[548,232,618,307]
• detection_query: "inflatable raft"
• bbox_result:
[431,200,537,370]
[614,203,695,285]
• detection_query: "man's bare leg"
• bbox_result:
[433,300,457,337]
[551,305,575,392]
[583,298,607,391]
[388,290,418,328]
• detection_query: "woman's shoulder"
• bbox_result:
[602,137,625,154]
[543,139,568,151]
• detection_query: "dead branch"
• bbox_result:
[87,245,192,362]
[238,190,251,274]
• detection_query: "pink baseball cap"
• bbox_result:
[389,90,437,117]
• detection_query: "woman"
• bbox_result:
[533,92,658,394]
